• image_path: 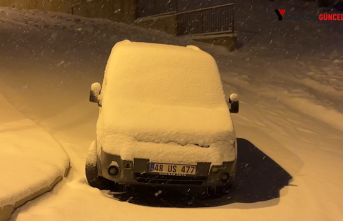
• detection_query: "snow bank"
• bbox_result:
[99,41,235,164]
[0,94,69,221]
[285,97,343,132]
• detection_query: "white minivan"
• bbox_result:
[86,40,239,194]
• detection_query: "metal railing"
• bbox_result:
[136,1,235,36]
[176,3,234,36]
[137,0,177,18]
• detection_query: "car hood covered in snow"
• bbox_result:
[99,101,236,164]
[97,41,236,164]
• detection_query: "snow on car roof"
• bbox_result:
[102,40,227,108]
[99,41,234,151]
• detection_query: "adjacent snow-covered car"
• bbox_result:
[86,40,239,193]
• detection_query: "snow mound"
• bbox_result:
[91,82,101,94]
[229,93,239,102]
[0,94,70,220]
[99,41,235,164]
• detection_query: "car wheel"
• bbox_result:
[85,141,114,190]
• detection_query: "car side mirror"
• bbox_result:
[90,82,101,104]
[228,93,239,113]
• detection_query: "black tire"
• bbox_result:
[85,141,114,190]
[85,163,114,190]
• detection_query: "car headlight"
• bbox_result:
[108,166,119,175]
[108,161,120,176]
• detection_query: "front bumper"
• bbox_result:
[98,150,236,187]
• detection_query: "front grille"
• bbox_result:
[134,173,207,185]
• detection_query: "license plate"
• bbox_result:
[149,163,196,175]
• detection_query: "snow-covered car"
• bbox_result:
[86,40,239,193]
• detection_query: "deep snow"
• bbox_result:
[0,0,342,220]
[0,93,69,209]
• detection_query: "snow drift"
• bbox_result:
[0,93,70,221]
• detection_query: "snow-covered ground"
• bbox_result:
[0,92,69,220]
[0,0,343,220]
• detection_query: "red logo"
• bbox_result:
[275,9,286,20]
[278,9,286,16]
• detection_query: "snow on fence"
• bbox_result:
[177,4,235,35]
[137,1,234,36]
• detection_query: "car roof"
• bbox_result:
[102,40,228,108]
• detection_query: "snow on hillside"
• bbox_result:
[222,0,343,132]
[0,1,342,221]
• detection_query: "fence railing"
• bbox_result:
[137,0,177,18]
[177,4,234,36]
[137,1,234,36]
